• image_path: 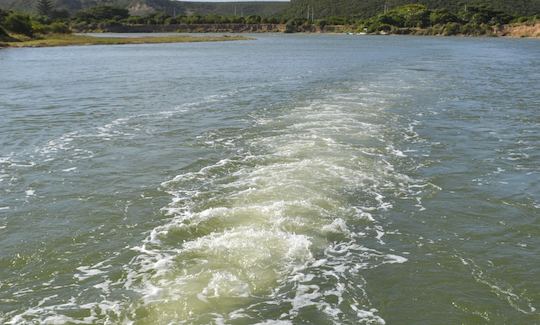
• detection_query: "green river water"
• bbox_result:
[0,34,539,324]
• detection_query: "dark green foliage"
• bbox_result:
[315,19,327,28]
[50,21,69,32]
[0,8,8,23]
[287,0,540,20]
[460,5,512,25]
[36,0,53,17]
[50,9,70,19]
[326,16,348,25]
[351,3,529,36]
[284,19,296,32]
[74,6,128,22]
[397,4,430,27]
[1,0,532,37]
[442,21,460,35]
[4,12,33,36]
[429,9,459,25]
[245,15,261,24]
[0,24,7,36]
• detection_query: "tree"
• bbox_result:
[0,8,8,23]
[4,12,33,36]
[0,25,8,38]
[36,0,53,17]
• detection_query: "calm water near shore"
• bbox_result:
[1,35,539,324]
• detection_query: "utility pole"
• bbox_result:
[234,5,237,16]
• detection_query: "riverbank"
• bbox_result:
[498,22,540,38]
[0,33,250,48]
[88,22,540,38]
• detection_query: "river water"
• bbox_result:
[1,34,539,324]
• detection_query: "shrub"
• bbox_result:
[315,19,327,28]
[284,19,296,33]
[126,16,144,24]
[31,21,51,34]
[245,15,262,24]
[460,23,485,36]
[377,23,394,33]
[50,21,70,33]
[4,12,33,36]
[443,22,461,35]
[431,24,444,35]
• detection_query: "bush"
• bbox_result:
[460,23,486,36]
[50,21,70,33]
[377,12,404,27]
[245,15,261,24]
[443,22,461,35]
[431,24,444,35]
[31,21,51,34]
[284,19,296,33]
[377,23,394,33]
[126,16,145,24]
[315,19,327,28]
[4,12,33,36]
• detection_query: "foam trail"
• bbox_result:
[124,83,418,324]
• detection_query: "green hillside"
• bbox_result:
[1,0,538,20]
[287,0,540,19]
[0,0,289,17]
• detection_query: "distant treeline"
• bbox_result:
[287,0,540,19]
[1,1,539,41]
[351,4,539,36]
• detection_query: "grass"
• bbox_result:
[1,33,251,48]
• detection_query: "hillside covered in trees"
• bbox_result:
[0,0,288,17]
[287,0,540,19]
[1,0,539,19]
[1,0,539,44]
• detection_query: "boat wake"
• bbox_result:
[124,82,423,324]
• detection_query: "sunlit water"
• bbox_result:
[1,34,539,324]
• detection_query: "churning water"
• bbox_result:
[1,35,539,324]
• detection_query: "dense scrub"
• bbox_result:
[287,0,540,20]
[356,4,531,36]
[0,2,538,41]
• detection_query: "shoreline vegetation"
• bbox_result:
[0,34,249,47]
[1,3,539,48]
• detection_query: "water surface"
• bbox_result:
[0,35,539,324]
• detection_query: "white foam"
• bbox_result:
[74,265,109,281]
[118,80,425,323]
